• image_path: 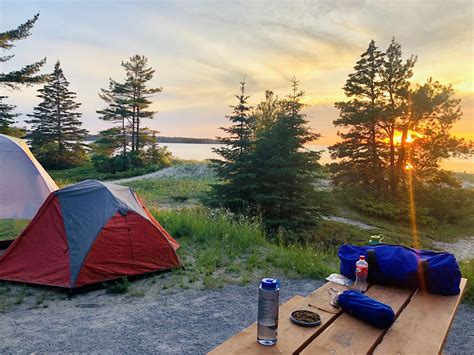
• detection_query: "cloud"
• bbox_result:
[1,0,472,141]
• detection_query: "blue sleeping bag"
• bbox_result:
[339,244,461,295]
[338,290,395,328]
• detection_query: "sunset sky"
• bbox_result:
[1,0,473,144]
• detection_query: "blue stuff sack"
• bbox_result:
[339,244,461,295]
[338,290,395,329]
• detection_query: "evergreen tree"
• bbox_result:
[330,39,471,197]
[26,61,88,169]
[330,40,385,192]
[0,96,20,134]
[139,128,172,166]
[91,127,123,157]
[209,80,255,211]
[380,39,416,195]
[97,79,131,160]
[249,78,323,236]
[0,13,47,89]
[0,14,47,135]
[121,55,162,152]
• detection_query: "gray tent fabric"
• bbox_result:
[0,134,58,219]
[55,180,150,286]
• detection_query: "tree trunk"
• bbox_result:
[57,94,62,154]
[136,106,140,151]
[389,122,396,196]
[131,106,136,152]
[395,124,410,188]
[122,115,127,169]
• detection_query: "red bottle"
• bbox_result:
[355,255,368,292]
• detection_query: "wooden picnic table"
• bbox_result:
[209,278,467,354]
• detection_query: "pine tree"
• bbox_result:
[26,61,88,169]
[209,80,255,211]
[91,128,123,157]
[330,39,472,198]
[330,40,385,192]
[380,39,416,195]
[0,13,47,89]
[97,79,131,160]
[0,96,20,134]
[121,55,162,152]
[0,14,47,135]
[249,78,323,236]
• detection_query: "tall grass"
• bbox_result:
[154,207,339,280]
[460,260,473,305]
[126,178,213,208]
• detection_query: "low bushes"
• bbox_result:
[336,186,474,226]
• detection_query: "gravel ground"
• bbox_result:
[0,278,472,354]
[433,237,474,261]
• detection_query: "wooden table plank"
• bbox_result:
[209,295,305,355]
[373,278,468,355]
[300,285,415,355]
[209,282,347,355]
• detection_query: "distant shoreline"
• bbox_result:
[86,135,220,144]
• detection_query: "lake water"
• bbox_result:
[162,143,474,173]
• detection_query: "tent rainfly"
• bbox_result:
[0,180,181,288]
[0,134,58,219]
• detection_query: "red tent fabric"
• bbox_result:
[0,180,180,288]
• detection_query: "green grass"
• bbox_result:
[154,207,339,284]
[0,219,29,241]
[334,203,473,247]
[125,177,214,209]
[460,260,473,305]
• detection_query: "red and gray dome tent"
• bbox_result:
[0,180,181,288]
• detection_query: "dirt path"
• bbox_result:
[323,216,376,230]
[112,163,213,184]
[433,237,474,261]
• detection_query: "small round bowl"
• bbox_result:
[290,310,321,327]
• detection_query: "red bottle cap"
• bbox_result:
[359,255,365,260]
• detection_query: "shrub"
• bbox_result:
[108,277,131,294]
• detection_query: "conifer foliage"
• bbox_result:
[95,55,169,171]
[210,79,325,238]
[330,39,471,197]
[122,55,162,152]
[0,13,47,135]
[210,80,255,212]
[0,96,20,133]
[250,79,323,235]
[0,13,47,89]
[26,61,88,169]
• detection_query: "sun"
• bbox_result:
[383,130,424,145]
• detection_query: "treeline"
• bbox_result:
[0,14,170,171]
[86,135,220,144]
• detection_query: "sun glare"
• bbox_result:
[383,130,424,145]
